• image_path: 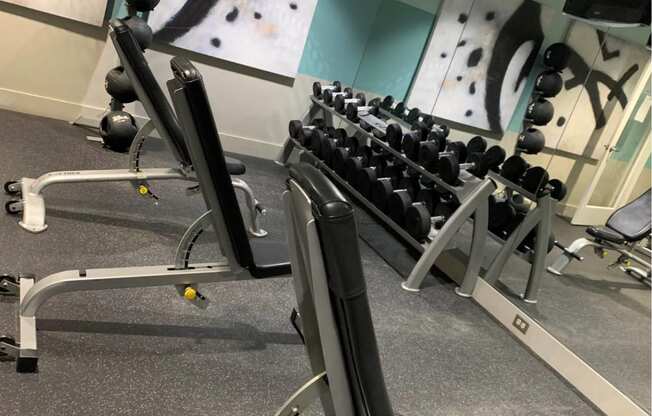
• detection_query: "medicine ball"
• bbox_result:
[125,0,160,12]
[543,43,571,72]
[534,70,563,98]
[100,111,138,152]
[526,98,554,126]
[517,128,545,155]
[123,16,153,50]
[105,66,137,104]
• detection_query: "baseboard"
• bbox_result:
[71,113,283,160]
[557,202,577,219]
[219,132,283,160]
[0,86,105,122]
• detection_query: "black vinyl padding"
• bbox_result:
[168,56,289,278]
[109,19,245,176]
[290,163,393,416]
[586,226,625,244]
[606,188,651,242]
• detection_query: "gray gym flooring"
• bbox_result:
[0,109,600,415]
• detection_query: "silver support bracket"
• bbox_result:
[274,372,328,416]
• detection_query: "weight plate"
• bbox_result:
[406,204,432,242]
[381,95,394,110]
[439,154,459,185]
[500,156,529,183]
[548,178,567,201]
[372,179,394,212]
[406,108,421,123]
[288,120,302,139]
[467,136,487,154]
[357,167,378,198]
[388,190,412,226]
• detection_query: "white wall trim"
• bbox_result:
[219,131,284,160]
[0,86,105,122]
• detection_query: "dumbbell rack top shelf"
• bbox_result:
[310,96,484,202]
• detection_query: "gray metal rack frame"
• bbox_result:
[277,95,557,302]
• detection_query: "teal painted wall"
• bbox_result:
[298,0,383,85]
[353,0,437,100]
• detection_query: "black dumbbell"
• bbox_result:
[525,98,554,126]
[543,43,571,72]
[323,87,353,107]
[331,137,361,177]
[385,121,431,152]
[356,155,405,198]
[334,93,366,114]
[288,119,326,147]
[386,175,423,226]
[405,194,460,241]
[312,81,342,99]
[419,140,468,173]
[318,128,348,166]
[500,155,530,183]
[439,145,506,185]
[372,172,419,214]
[521,167,567,200]
[488,194,517,236]
[343,145,373,184]
[534,70,563,98]
[346,101,381,123]
[403,125,450,162]
[516,127,545,154]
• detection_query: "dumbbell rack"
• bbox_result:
[379,106,557,303]
[279,96,497,297]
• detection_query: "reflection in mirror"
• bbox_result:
[345,0,651,413]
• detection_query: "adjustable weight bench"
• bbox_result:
[549,189,651,285]
[4,18,257,234]
[280,162,394,415]
[0,55,290,373]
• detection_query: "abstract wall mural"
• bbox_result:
[408,0,553,134]
[0,0,109,26]
[540,21,648,159]
[147,0,318,78]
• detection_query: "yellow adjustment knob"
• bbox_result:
[138,185,149,195]
[184,287,197,301]
[624,259,631,266]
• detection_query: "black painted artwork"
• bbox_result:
[484,1,545,133]
[458,40,467,47]
[596,30,620,61]
[467,48,483,67]
[486,11,496,21]
[469,82,476,95]
[556,116,566,127]
[458,13,468,24]
[154,0,220,44]
[226,7,239,22]
[564,31,639,129]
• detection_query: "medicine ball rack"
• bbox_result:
[278,92,557,303]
